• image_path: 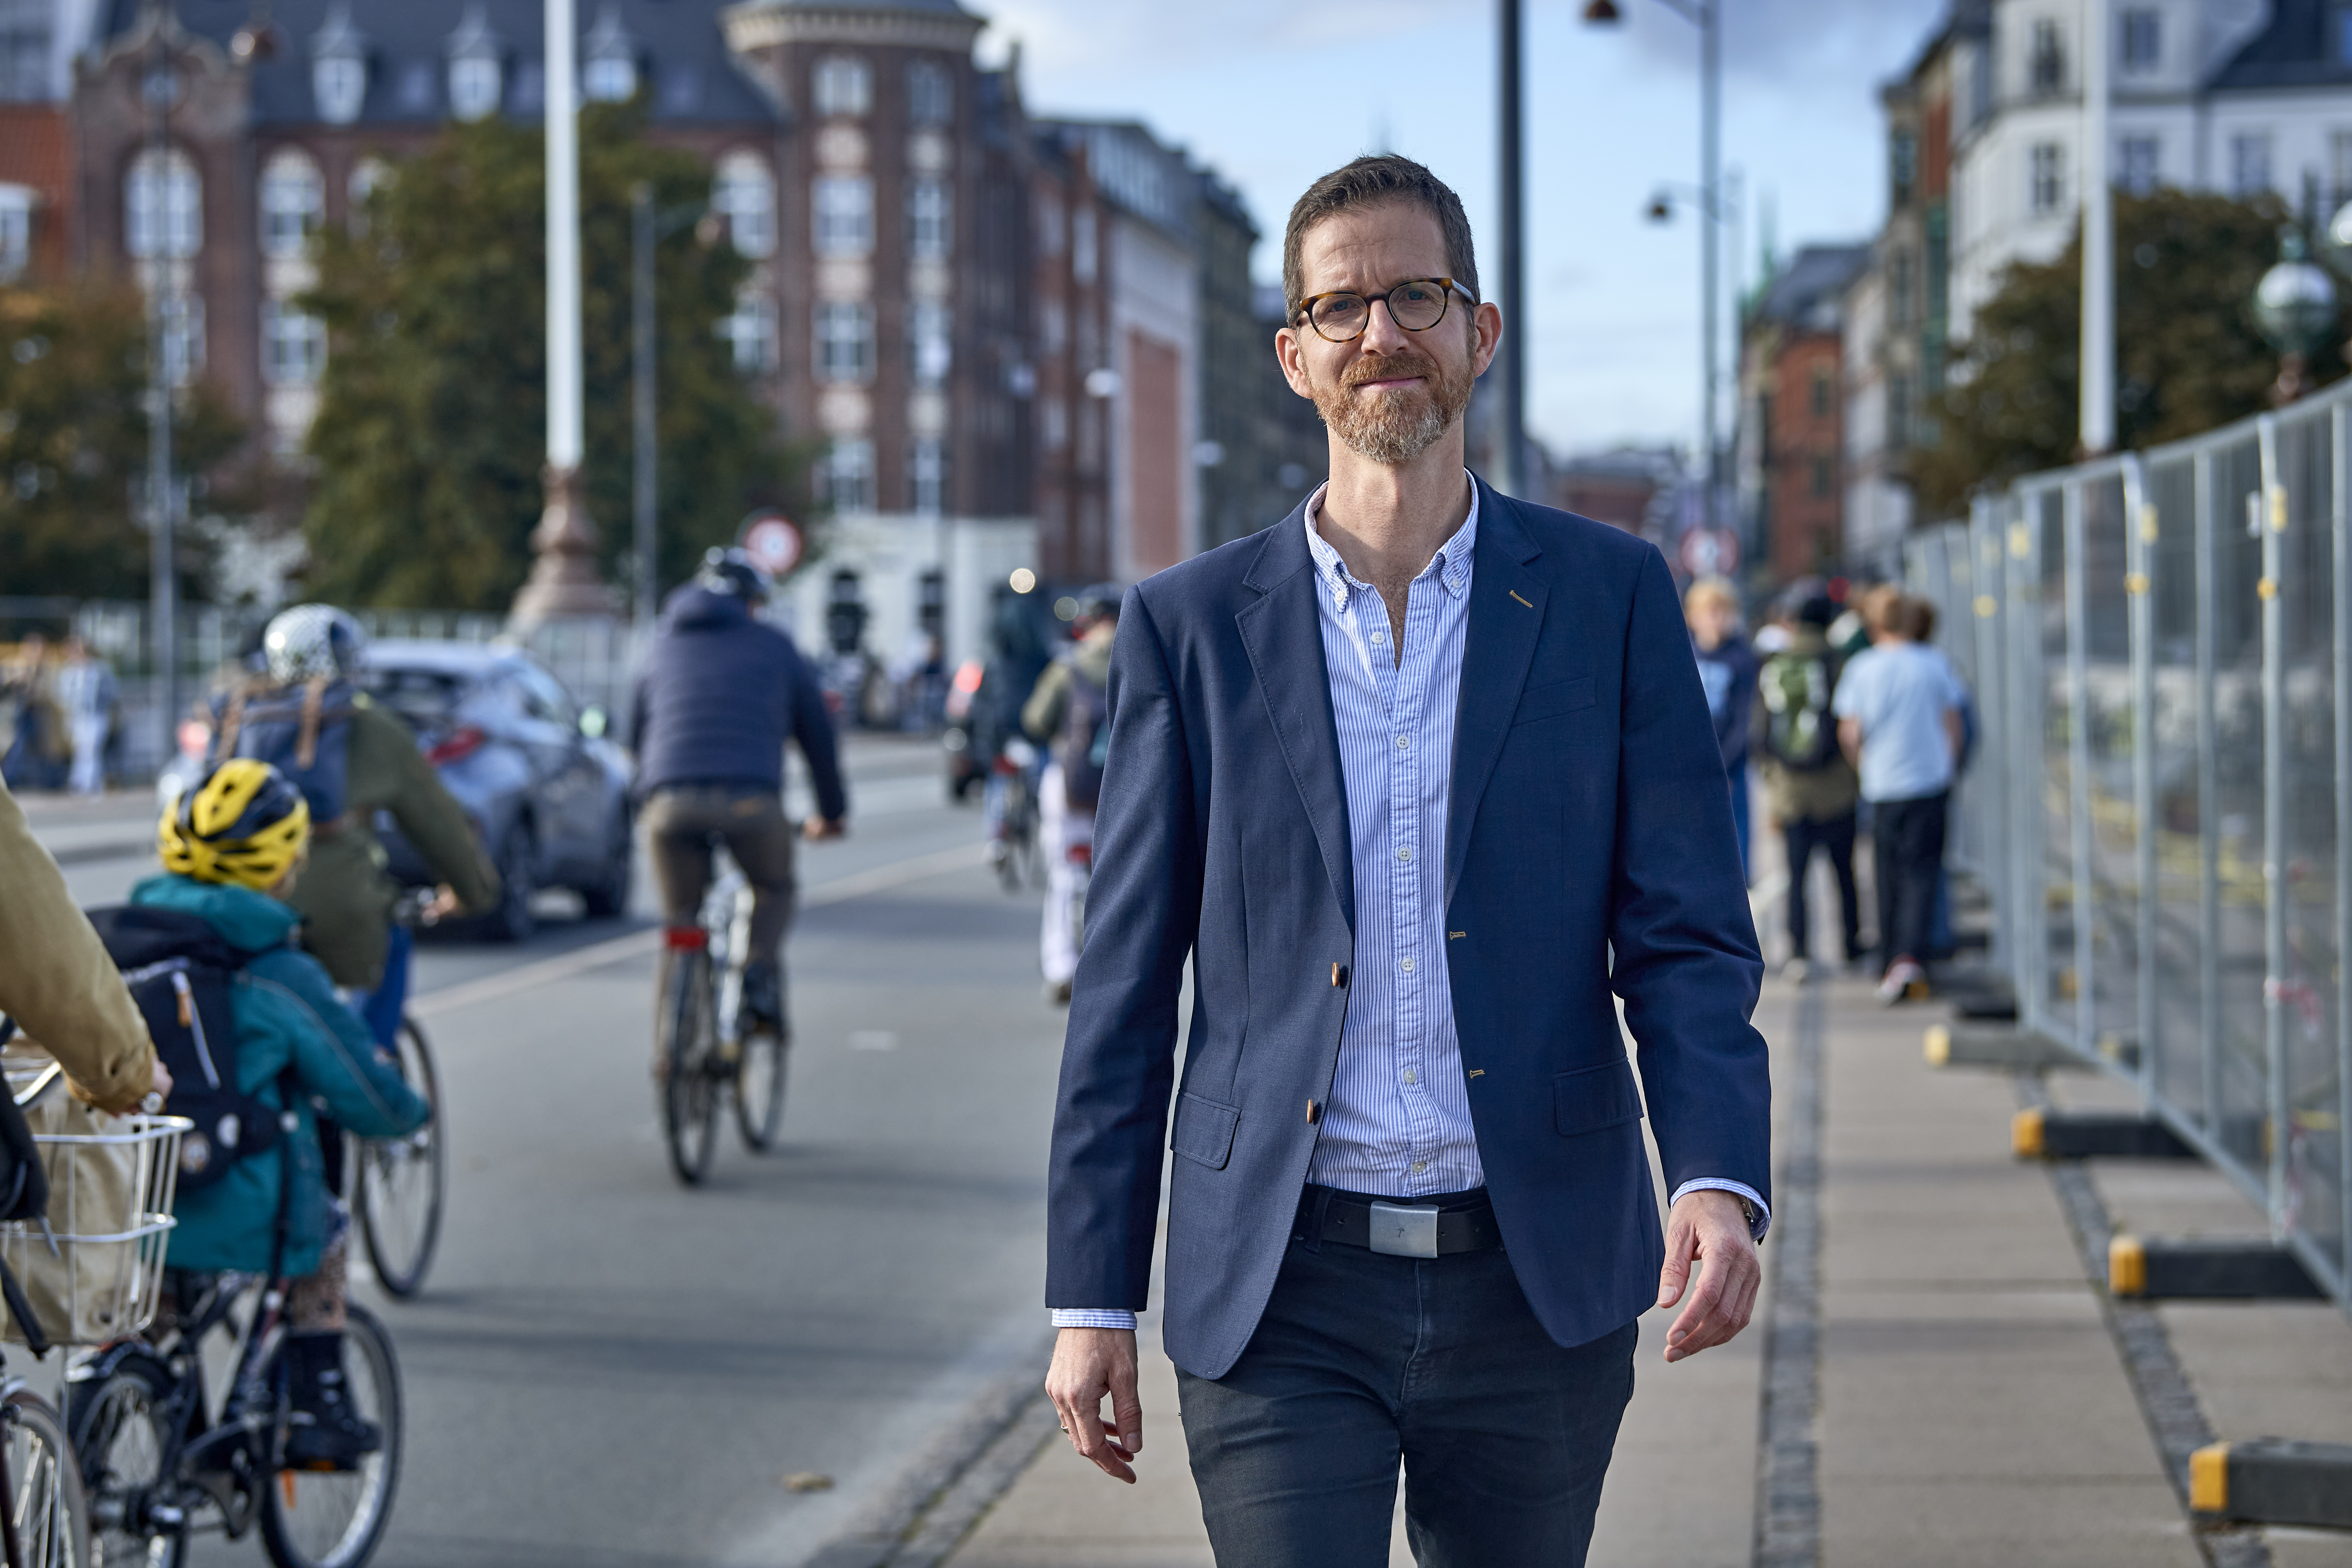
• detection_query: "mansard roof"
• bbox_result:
[102,0,778,126]
[2209,0,2352,92]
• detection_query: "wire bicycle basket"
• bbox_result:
[0,1062,188,1347]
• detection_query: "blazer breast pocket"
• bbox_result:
[1554,1057,1644,1138]
[1511,676,1598,728]
[1170,1091,1239,1169]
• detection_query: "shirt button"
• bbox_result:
[1403,1068,1419,1086]
[1411,1161,1428,1174]
[1399,956,1415,973]
[1395,847,1411,863]
[1370,629,1387,643]
[1395,735,1410,750]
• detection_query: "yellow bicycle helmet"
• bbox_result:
[158,758,311,891]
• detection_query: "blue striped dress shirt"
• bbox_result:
[1053,476,1764,1331]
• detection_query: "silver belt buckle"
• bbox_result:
[1368,1201,1441,1259]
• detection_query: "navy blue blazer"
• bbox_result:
[1045,478,1772,1379]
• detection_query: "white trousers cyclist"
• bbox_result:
[1038,761,1094,987]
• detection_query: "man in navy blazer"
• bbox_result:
[1044,155,1772,1566]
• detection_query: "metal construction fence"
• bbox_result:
[1903,380,2352,1315]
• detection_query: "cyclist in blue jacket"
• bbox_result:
[138,759,429,1467]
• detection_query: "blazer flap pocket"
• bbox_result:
[1512,676,1598,727]
[1171,1092,1240,1169]
[1553,1057,1644,1137]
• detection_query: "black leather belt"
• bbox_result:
[1301,1189,1502,1258]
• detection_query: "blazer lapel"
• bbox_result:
[1446,483,1547,904]
[1235,515,1356,934]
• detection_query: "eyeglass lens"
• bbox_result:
[1309,281,1449,340]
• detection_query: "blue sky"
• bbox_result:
[982,0,1949,460]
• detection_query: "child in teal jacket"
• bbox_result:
[145,758,428,1467]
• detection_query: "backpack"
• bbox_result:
[210,678,357,823]
[83,906,286,1194]
[1757,648,1842,772]
[1056,662,1110,808]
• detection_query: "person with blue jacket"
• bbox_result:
[630,549,847,1049]
[139,758,430,1467]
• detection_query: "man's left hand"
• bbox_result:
[1656,1188,1761,1363]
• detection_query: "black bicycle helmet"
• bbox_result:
[697,547,773,604]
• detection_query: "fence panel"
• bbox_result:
[2144,448,2207,1122]
[2080,469,2137,1061]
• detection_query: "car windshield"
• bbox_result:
[358,665,470,732]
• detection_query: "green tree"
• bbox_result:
[300,104,807,611]
[1916,188,2341,516]
[0,282,244,599]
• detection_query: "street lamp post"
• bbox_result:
[1496,0,1526,498]
[140,3,177,769]
[2252,228,2338,406]
[2080,0,2115,455]
[1585,0,1721,533]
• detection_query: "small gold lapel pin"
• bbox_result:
[1508,589,1535,609]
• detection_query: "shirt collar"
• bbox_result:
[1301,472,1480,612]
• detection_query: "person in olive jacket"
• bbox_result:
[139,759,428,1468]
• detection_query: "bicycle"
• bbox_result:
[658,841,789,1185]
[989,739,1043,892]
[0,1053,191,1568]
[68,1270,403,1568]
[343,901,446,1300]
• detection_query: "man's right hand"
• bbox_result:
[802,816,847,841]
[1044,1326,1142,1484]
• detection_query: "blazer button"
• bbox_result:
[1331,963,1350,988]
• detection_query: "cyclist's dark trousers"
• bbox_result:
[645,784,798,966]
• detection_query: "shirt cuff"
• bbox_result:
[1669,1179,1771,1243]
[1051,1309,1139,1331]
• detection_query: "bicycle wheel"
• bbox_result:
[68,1353,184,1568]
[660,947,721,1185]
[4,1386,92,1568]
[734,1021,789,1153]
[257,1306,401,1568]
[357,1018,445,1298]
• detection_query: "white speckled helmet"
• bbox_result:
[261,604,367,684]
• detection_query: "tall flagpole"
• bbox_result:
[511,0,614,626]
[2079,0,2115,455]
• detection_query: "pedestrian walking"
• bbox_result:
[1684,576,1759,880]
[1833,588,1965,1002]
[1021,585,1118,1006]
[53,635,117,797]
[1043,155,1770,1568]
[1753,593,1861,979]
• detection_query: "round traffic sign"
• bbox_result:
[739,512,803,577]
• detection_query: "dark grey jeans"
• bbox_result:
[1176,1197,1638,1568]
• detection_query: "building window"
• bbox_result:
[721,289,778,373]
[584,53,635,102]
[1809,454,1833,498]
[0,185,29,282]
[126,147,201,260]
[2232,132,2273,198]
[908,59,951,126]
[158,294,204,387]
[815,300,874,382]
[2120,135,2159,196]
[1040,396,1069,452]
[1889,373,1912,451]
[2336,2,2352,66]
[312,55,367,125]
[910,439,945,515]
[348,158,389,233]
[1072,206,1097,284]
[448,55,501,120]
[910,301,951,385]
[812,54,870,118]
[827,439,875,513]
[2120,8,2160,72]
[1890,131,1917,208]
[1890,248,1914,328]
[1039,297,1068,354]
[2030,19,2065,93]
[1035,194,1064,256]
[713,151,775,258]
[2029,142,2063,215]
[259,150,324,259]
[261,298,327,385]
[813,175,873,257]
[1810,365,1833,418]
[908,179,950,261]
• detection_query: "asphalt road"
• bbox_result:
[28,737,1068,1568]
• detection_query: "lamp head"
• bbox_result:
[1583,0,1623,20]
[1647,193,1673,223]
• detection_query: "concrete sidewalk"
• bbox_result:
[936,950,2352,1567]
